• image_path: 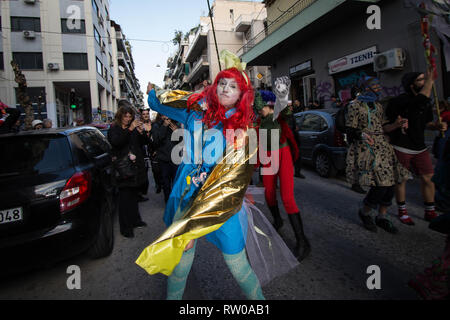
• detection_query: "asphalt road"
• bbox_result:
[0,166,446,300]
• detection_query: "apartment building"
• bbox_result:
[110,20,144,109]
[164,0,270,91]
[0,0,142,127]
[241,0,449,107]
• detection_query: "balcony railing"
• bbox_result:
[235,14,254,32]
[237,0,317,57]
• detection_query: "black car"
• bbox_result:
[294,109,347,178]
[0,127,115,274]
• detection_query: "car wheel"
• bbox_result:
[88,194,114,259]
[315,152,337,178]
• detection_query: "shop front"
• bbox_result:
[289,59,315,107]
[328,46,378,104]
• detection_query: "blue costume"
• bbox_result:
[148,90,248,255]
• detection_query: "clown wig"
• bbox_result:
[187,67,255,134]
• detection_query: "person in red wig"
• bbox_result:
[144,51,265,300]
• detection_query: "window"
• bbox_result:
[70,130,110,164]
[64,53,88,70]
[0,52,3,70]
[0,136,73,175]
[94,26,101,44]
[96,58,103,76]
[14,87,47,118]
[11,17,41,32]
[61,19,86,34]
[299,114,323,132]
[92,0,99,16]
[13,52,43,70]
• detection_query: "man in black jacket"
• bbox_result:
[385,70,448,225]
[152,114,180,203]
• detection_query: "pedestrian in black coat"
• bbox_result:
[107,101,148,238]
[152,114,180,203]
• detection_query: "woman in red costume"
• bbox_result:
[255,87,311,262]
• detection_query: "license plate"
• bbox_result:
[0,207,23,225]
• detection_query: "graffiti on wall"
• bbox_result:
[315,78,406,106]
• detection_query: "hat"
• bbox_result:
[254,90,276,111]
[401,72,422,93]
[32,119,43,128]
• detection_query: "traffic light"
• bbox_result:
[70,89,77,110]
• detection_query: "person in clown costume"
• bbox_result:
[254,85,311,262]
[137,51,299,300]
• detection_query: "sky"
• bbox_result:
[109,0,261,108]
[109,0,212,107]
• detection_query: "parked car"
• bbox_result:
[87,123,110,137]
[294,109,347,178]
[0,127,115,275]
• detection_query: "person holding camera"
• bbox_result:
[107,100,148,238]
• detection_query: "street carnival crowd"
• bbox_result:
[1,50,450,301]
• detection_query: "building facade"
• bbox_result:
[164,0,271,91]
[0,0,142,127]
[242,0,449,108]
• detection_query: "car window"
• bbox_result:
[299,114,323,132]
[295,114,304,129]
[320,116,329,131]
[0,135,73,176]
[69,130,111,163]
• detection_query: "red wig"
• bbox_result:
[187,67,255,134]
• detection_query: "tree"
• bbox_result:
[11,61,34,130]
[172,30,183,46]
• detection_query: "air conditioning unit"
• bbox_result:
[48,63,60,71]
[373,48,405,72]
[23,30,36,39]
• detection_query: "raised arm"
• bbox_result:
[147,83,189,125]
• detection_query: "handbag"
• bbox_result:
[112,152,137,181]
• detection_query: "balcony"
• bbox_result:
[186,55,209,84]
[241,0,380,65]
[235,14,253,33]
[185,25,208,63]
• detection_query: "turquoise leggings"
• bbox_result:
[167,240,265,300]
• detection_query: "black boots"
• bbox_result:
[268,205,283,230]
[288,213,311,262]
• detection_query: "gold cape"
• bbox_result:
[136,90,257,276]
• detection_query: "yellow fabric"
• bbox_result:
[135,133,257,276]
[220,50,247,72]
[219,50,249,85]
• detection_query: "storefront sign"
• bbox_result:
[328,46,377,75]
[289,60,312,76]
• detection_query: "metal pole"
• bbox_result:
[207,0,222,72]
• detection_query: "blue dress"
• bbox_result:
[148,90,248,254]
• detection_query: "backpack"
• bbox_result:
[335,104,348,133]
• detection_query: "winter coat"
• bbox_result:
[107,124,148,188]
